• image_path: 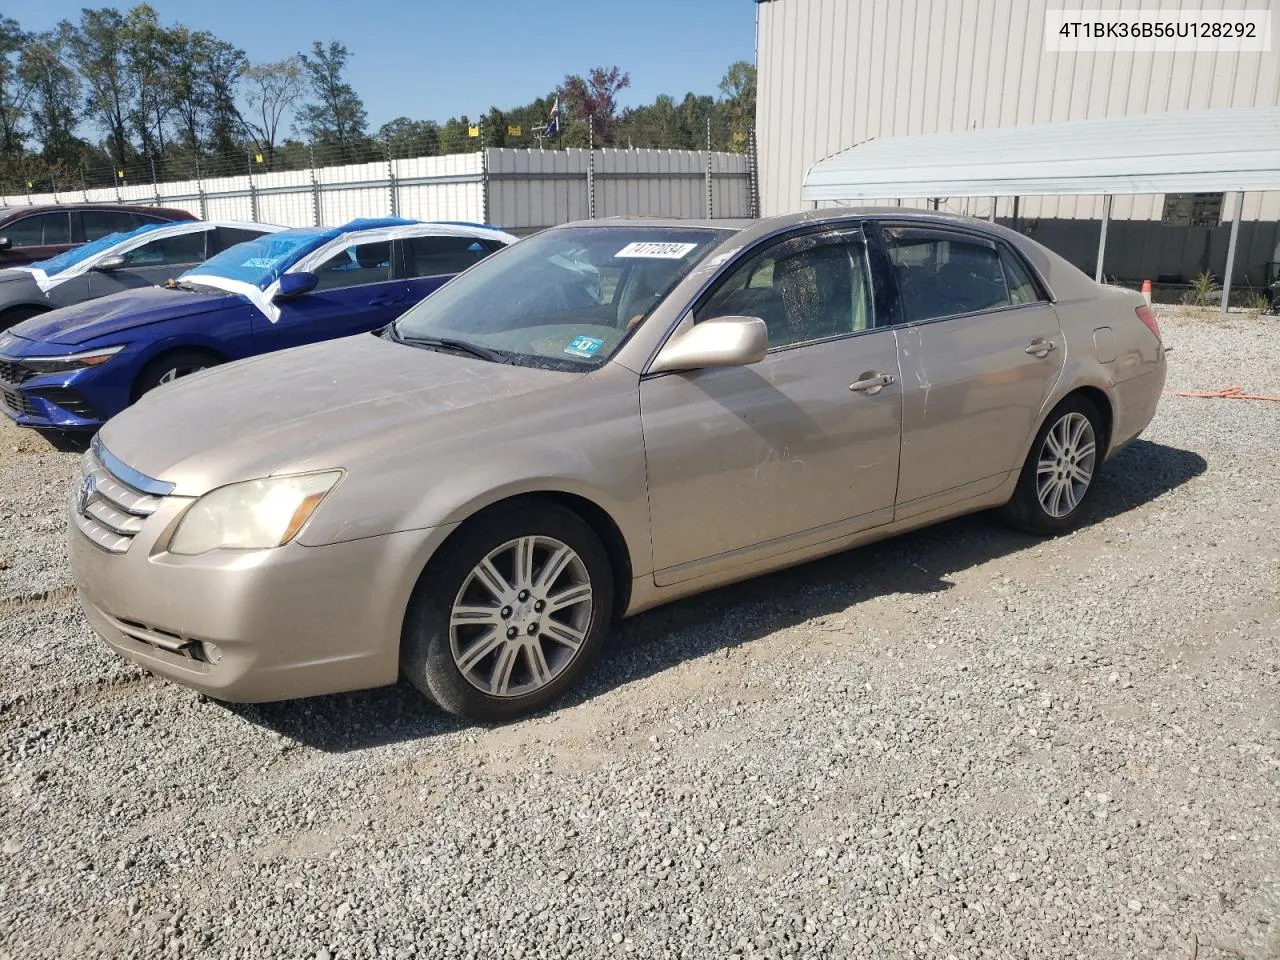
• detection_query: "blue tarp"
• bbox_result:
[31,222,168,277]
[182,217,419,290]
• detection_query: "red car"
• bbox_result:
[0,204,198,267]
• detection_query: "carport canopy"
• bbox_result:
[801,106,1280,310]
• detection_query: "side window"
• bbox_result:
[1000,247,1046,305]
[122,230,208,267]
[884,230,1012,322]
[212,227,269,253]
[311,241,393,290]
[82,210,139,241]
[695,233,875,349]
[5,212,72,247]
[405,236,492,278]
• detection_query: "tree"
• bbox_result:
[297,41,367,153]
[378,116,439,157]
[0,16,32,159]
[240,56,301,170]
[123,5,172,160]
[168,28,246,162]
[68,8,137,168]
[19,28,82,168]
[559,66,630,144]
[718,60,756,149]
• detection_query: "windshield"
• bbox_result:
[393,226,729,369]
[184,228,329,290]
[31,223,167,276]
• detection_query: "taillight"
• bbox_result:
[1135,304,1160,341]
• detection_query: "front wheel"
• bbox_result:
[132,349,220,401]
[401,500,614,721]
[999,395,1104,535]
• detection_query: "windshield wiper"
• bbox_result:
[394,331,506,363]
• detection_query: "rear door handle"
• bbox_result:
[1025,338,1057,358]
[369,294,406,306]
[849,372,895,394]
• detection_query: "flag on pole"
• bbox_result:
[547,95,560,137]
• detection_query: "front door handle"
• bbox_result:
[369,294,406,306]
[849,372,895,394]
[1025,338,1057,358]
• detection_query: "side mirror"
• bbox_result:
[0,237,11,251]
[273,271,319,300]
[648,316,768,374]
[94,254,127,271]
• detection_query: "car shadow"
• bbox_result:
[224,439,1206,752]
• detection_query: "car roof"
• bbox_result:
[0,203,196,222]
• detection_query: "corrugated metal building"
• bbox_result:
[755,0,1280,286]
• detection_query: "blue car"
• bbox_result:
[0,218,516,441]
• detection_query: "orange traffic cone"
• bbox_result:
[1141,279,1152,305]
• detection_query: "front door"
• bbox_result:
[85,228,210,297]
[640,226,902,585]
[880,225,1066,515]
[256,238,409,350]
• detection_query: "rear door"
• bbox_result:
[85,229,210,297]
[254,237,408,350]
[401,234,498,304]
[878,224,1064,517]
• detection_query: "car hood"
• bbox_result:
[0,268,34,285]
[10,286,236,346]
[99,333,587,495]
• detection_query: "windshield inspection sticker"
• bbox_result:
[615,241,698,259]
[565,335,605,358]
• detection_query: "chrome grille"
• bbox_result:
[71,439,171,554]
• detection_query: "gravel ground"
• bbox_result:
[1,308,1277,960]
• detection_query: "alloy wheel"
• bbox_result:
[1036,411,1096,518]
[157,364,207,385]
[448,535,594,698]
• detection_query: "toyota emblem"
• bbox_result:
[76,473,99,515]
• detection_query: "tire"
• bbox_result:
[132,349,220,401]
[0,306,46,332]
[401,499,614,722]
[999,394,1104,536]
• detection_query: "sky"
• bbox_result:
[6,0,758,129]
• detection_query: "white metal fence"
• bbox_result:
[0,148,757,234]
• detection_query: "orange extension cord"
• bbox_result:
[1165,385,1280,402]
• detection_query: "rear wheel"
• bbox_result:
[401,500,614,722]
[132,349,220,401]
[999,394,1104,535]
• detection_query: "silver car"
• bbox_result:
[69,210,1168,721]
[0,220,283,330]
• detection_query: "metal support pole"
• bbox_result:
[1095,194,1112,283]
[480,120,490,224]
[308,144,321,226]
[705,117,713,219]
[988,197,997,222]
[587,116,595,220]
[747,128,759,219]
[1221,190,1245,315]
[385,136,398,218]
[1012,196,1020,231]
[194,158,207,220]
[246,151,259,222]
[150,156,160,206]
[80,166,88,203]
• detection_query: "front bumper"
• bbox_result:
[69,488,457,702]
[0,382,103,430]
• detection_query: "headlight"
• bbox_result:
[168,471,342,555]
[24,345,125,374]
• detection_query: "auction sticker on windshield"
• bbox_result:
[565,336,605,358]
[615,241,698,259]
